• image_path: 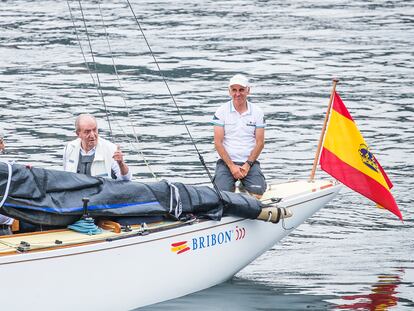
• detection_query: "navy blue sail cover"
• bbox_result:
[0,162,262,226]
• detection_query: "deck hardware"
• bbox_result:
[82,197,90,218]
[139,223,149,235]
[17,241,31,252]
[122,225,132,232]
[140,222,148,231]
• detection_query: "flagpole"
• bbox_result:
[309,79,339,181]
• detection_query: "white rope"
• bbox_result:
[266,211,272,222]
[0,161,14,207]
[168,182,183,219]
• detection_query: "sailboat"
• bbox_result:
[0,163,341,310]
[2,2,387,311]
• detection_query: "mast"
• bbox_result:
[309,79,338,181]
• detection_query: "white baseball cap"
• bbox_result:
[228,74,249,88]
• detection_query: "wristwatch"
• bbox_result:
[246,160,254,167]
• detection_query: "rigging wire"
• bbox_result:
[125,0,225,202]
[97,2,158,180]
[66,1,97,87]
[68,1,157,180]
[76,0,113,140]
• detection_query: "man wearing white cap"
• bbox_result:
[0,129,15,235]
[211,74,266,197]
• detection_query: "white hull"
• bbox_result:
[0,180,341,310]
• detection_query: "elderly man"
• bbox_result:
[63,114,132,181]
[212,74,266,197]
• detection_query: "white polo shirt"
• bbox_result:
[212,100,266,162]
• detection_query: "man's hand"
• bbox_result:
[113,145,125,164]
[230,163,245,180]
[113,145,129,176]
[240,163,250,178]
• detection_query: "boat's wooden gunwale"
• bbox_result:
[0,179,339,258]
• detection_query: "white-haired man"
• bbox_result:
[63,114,132,181]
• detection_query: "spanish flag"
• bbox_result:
[320,92,402,220]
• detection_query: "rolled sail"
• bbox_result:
[0,162,262,226]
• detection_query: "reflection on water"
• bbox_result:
[141,277,336,311]
[335,271,403,310]
[145,269,414,311]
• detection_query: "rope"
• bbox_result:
[0,161,14,208]
[125,0,226,204]
[67,217,102,235]
[66,1,97,87]
[68,1,158,180]
[67,0,113,140]
[281,219,295,231]
[97,2,158,180]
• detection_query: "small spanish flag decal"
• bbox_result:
[171,241,190,254]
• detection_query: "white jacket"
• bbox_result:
[63,137,118,178]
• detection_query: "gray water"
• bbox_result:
[0,1,413,310]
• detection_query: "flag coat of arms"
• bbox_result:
[319,92,402,220]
